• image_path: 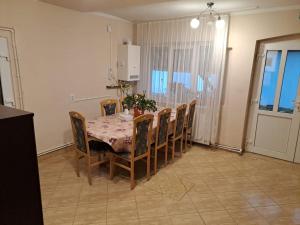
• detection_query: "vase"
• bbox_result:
[134,107,144,118]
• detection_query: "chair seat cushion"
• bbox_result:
[89,140,110,153]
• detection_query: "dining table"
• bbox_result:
[87,108,178,153]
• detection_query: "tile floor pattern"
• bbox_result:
[39,145,300,225]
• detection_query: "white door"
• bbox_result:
[247,39,300,162]
[0,37,15,107]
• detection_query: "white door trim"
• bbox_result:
[0,27,23,109]
[246,39,300,162]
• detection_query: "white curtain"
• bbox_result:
[137,16,229,145]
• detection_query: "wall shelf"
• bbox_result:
[106,85,121,89]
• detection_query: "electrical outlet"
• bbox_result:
[107,24,112,33]
[70,94,75,102]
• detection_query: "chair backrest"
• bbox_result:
[174,104,187,138]
[156,108,171,147]
[187,100,196,130]
[100,99,118,116]
[119,97,125,112]
[132,114,154,158]
[69,111,89,153]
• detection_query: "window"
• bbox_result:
[197,74,216,93]
[196,46,214,94]
[150,47,168,95]
[278,50,300,113]
[172,49,192,90]
[197,75,204,92]
[173,72,191,89]
[149,45,215,100]
[151,70,168,94]
[259,50,282,111]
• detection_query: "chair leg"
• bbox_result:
[130,162,135,190]
[180,137,183,157]
[164,145,168,166]
[75,151,80,177]
[187,132,191,147]
[184,130,188,152]
[154,149,158,175]
[87,157,92,185]
[109,155,115,180]
[189,132,193,147]
[172,140,175,161]
[147,153,150,180]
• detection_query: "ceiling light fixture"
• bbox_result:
[190,17,200,29]
[216,15,225,28]
[190,2,225,29]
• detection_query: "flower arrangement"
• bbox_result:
[123,93,157,117]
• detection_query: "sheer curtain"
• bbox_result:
[137,16,229,145]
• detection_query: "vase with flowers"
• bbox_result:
[123,93,157,117]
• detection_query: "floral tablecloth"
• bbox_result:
[87,109,177,153]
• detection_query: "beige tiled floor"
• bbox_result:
[39,145,300,225]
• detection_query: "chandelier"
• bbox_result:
[190,2,225,29]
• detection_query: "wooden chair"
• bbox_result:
[69,111,108,185]
[169,104,187,161]
[184,100,196,150]
[153,108,171,174]
[109,114,154,189]
[100,99,118,116]
[119,97,125,112]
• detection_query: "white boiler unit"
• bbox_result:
[117,45,140,81]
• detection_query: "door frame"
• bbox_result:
[0,27,23,109]
[0,75,3,105]
[247,41,300,161]
[242,34,300,157]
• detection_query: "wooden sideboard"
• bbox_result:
[0,106,44,225]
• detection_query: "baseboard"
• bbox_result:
[37,142,73,157]
[215,144,243,154]
[37,142,243,157]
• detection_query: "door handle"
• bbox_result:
[293,100,300,106]
[292,100,300,112]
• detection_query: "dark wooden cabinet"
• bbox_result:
[0,106,44,225]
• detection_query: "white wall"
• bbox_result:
[1,0,299,153]
[218,9,300,149]
[0,0,133,154]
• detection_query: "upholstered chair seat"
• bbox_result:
[184,100,196,150]
[168,104,187,161]
[109,114,154,189]
[69,111,109,185]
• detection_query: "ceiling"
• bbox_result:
[41,0,300,22]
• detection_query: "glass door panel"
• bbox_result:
[278,51,300,113]
[259,50,282,111]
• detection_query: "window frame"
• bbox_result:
[149,43,215,102]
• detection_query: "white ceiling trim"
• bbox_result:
[132,4,300,23]
[231,4,300,15]
[39,0,300,22]
[88,12,132,23]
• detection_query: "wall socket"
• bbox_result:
[107,24,112,33]
[69,94,75,102]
